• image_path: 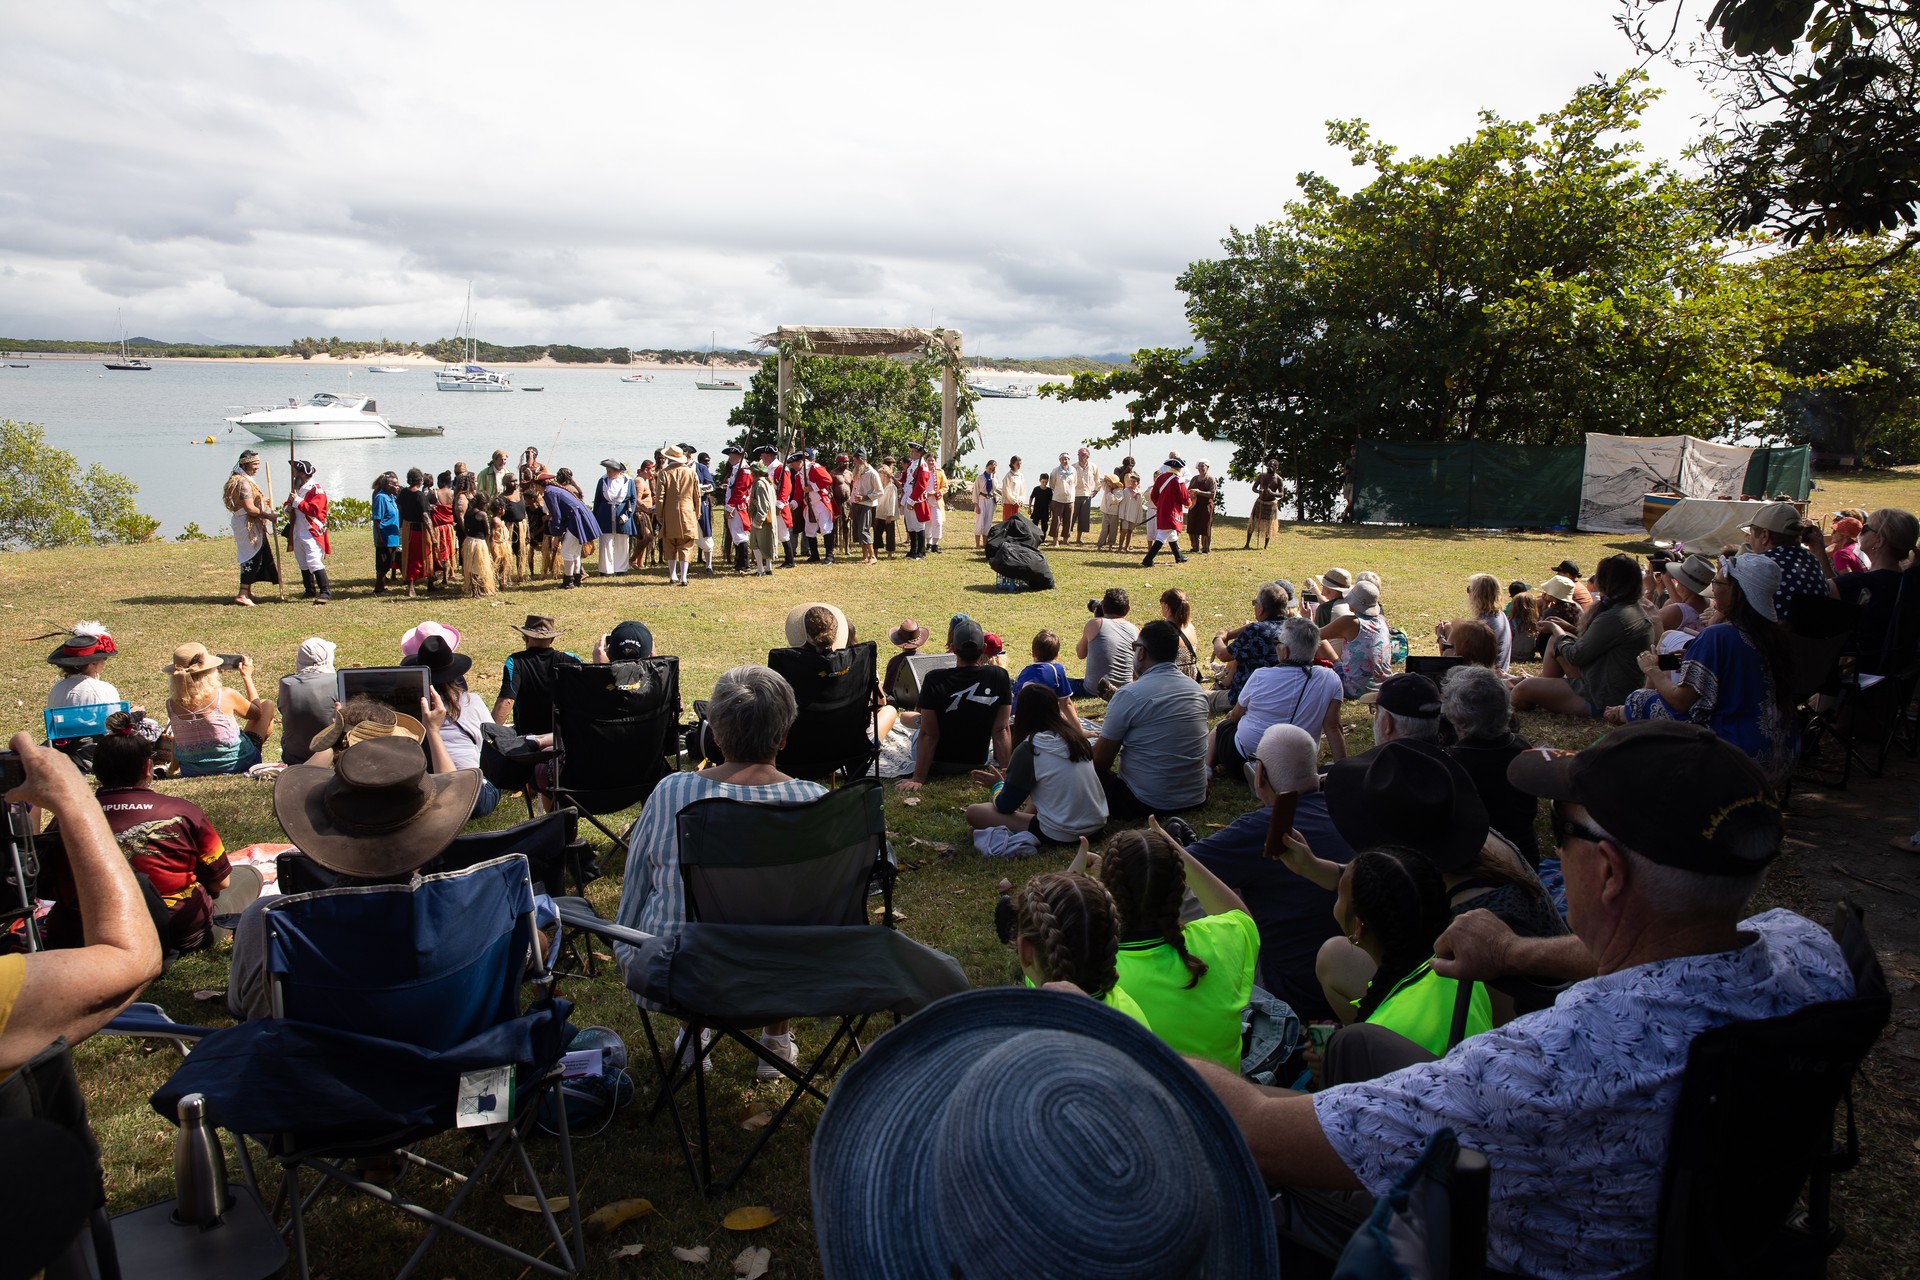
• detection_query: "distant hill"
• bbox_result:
[962,355,1128,375]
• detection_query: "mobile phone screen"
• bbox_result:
[337,666,430,716]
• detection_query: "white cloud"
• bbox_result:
[0,1,1718,354]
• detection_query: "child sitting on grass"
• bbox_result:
[1097,817,1259,1070]
[1013,628,1074,700]
[1010,871,1149,1026]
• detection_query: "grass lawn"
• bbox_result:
[7,469,1919,1277]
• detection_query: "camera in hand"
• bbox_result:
[1657,652,1684,671]
[0,749,23,794]
[218,653,246,671]
[1087,598,1103,616]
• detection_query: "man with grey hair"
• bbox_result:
[1211,580,1293,705]
[1193,722,1854,1277]
[1442,665,1538,864]
[1209,615,1346,777]
[1362,672,1442,745]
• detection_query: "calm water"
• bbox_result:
[0,360,1250,535]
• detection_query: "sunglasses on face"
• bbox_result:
[1549,802,1611,851]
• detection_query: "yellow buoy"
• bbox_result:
[203,435,216,444]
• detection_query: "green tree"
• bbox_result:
[0,421,159,549]
[1621,0,1920,247]
[1044,75,1784,517]
[725,350,978,468]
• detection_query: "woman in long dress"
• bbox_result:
[284,459,333,604]
[430,471,458,590]
[223,449,277,606]
[973,460,997,549]
[1187,459,1218,555]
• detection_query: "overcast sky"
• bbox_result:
[0,1,1716,355]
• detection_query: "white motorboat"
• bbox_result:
[620,373,653,383]
[435,363,515,392]
[227,392,395,442]
[367,365,409,373]
[967,381,1032,399]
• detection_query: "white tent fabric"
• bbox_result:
[1579,435,1756,533]
[1580,435,1686,532]
[1649,498,1773,552]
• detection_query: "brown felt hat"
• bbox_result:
[274,737,478,878]
[512,614,560,640]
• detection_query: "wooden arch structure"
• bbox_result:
[756,325,964,466]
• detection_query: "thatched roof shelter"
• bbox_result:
[757,325,964,464]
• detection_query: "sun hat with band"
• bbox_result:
[1508,720,1782,875]
[47,621,117,669]
[785,601,849,649]
[1344,579,1383,618]
[1322,566,1354,591]
[274,736,479,878]
[810,987,1279,1280]
[887,618,930,649]
[160,642,222,677]
[305,701,426,755]
[1667,553,1716,597]
[1325,738,1490,873]
[511,614,561,641]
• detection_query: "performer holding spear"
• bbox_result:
[223,448,279,605]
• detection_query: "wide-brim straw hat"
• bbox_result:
[274,738,479,878]
[663,445,688,463]
[160,642,222,677]
[1322,566,1354,591]
[785,602,850,649]
[810,988,1279,1279]
[306,708,426,755]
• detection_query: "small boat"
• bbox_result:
[695,331,743,390]
[227,392,394,442]
[6,363,28,368]
[619,373,653,383]
[104,313,151,371]
[392,422,447,438]
[967,382,1032,399]
[521,385,545,392]
[367,365,409,374]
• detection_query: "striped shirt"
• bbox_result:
[613,771,827,973]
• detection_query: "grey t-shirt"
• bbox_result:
[1084,617,1139,692]
[1099,661,1211,810]
[277,670,336,765]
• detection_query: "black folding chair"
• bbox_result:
[1653,899,1890,1279]
[552,779,967,1195]
[0,1038,287,1280]
[1325,1129,1489,1280]
[550,657,681,857]
[766,641,881,781]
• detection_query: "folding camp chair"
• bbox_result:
[0,1036,287,1280]
[274,808,587,900]
[552,779,969,1194]
[147,854,583,1279]
[1654,899,1890,1279]
[43,700,131,774]
[550,657,681,858]
[1327,1129,1489,1280]
[766,641,882,781]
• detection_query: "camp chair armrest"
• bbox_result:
[551,897,655,950]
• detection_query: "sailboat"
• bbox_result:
[104,312,151,371]
[434,285,514,392]
[695,333,742,391]
[619,348,653,382]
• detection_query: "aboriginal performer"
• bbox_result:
[902,441,933,560]
[800,448,837,564]
[223,448,278,606]
[284,459,334,603]
[721,445,752,573]
[1142,457,1190,567]
[371,470,401,592]
[430,470,457,590]
[657,445,701,586]
[1246,456,1283,550]
[399,467,432,598]
[526,471,600,589]
[593,459,637,576]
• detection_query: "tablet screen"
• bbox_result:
[336,666,431,717]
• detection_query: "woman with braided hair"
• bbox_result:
[1010,872,1148,1027]
[1096,817,1259,1070]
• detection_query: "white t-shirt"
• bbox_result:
[438,690,491,770]
[1026,731,1109,839]
[1234,662,1342,757]
[49,674,121,709]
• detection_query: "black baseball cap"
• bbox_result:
[1360,672,1441,717]
[1508,721,1781,876]
[950,618,986,659]
[607,620,653,661]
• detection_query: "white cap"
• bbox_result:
[296,636,337,673]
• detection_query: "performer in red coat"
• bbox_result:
[902,442,934,560]
[723,446,752,573]
[759,445,796,568]
[801,451,837,564]
[1143,457,1190,566]
[285,459,335,602]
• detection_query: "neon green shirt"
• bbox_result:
[1115,909,1260,1070]
[1361,959,1492,1057]
[1022,974,1152,1028]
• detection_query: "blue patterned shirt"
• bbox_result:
[612,771,828,976]
[1312,910,1852,1280]
[1226,619,1287,700]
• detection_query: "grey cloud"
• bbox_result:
[775,255,886,296]
[983,253,1125,309]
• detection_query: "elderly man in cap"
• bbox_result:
[493,615,583,735]
[223,448,277,606]
[593,458,638,576]
[1361,671,1443,744]
[1196,721,1854,1278]
[1046,451,1077,546]
[656,445,702,586]
[526,471,601,589]
[227,735,481,1020]
[1143,457,1191,565]
[1742,500,1827,623]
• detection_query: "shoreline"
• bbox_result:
[2,353,1070,377]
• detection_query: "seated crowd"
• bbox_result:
[9,508,1909,1278]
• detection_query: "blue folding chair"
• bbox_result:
[147,853,583,1279]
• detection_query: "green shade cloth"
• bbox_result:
[1351,441,1584,529]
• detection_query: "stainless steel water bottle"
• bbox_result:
[172,1093,230,1228]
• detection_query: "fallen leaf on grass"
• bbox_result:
[672,1245,711,1263]
[871,906,908,923]
[191,988,226,1002]
[740,1108,772,1131]
[734,1245,772,1278]
[611,1243,647,1260]
[594,952,614,963]
[900,796,920,806]
[503,1193,570,1214]
[584,1197,655,1238]
[722,1205,782,1231]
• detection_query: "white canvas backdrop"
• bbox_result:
[1578,435,1755,533]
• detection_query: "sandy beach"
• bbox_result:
[1,350,1073,376]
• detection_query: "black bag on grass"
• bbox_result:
[986,514,1054,590]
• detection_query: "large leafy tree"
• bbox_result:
[725,350,978,469]
[1045,76,1782,517]
[1621,0,1920,247]
[0,421,158,548]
